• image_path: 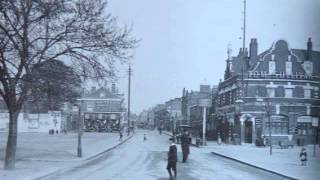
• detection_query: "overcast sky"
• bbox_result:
[107,0,320,114]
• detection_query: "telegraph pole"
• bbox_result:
[242,0,246,51]
[127,64,132,135]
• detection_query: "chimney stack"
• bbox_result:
[244,48,248,57]
[238,48,243,56]
[307,38,312,60]
[249,38,258,59]
[112,83,116,93]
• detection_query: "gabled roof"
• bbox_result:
[231,39,320,76]
[291,49,320,75]
[83,87,121,100]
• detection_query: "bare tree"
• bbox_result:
[0,0,137,169]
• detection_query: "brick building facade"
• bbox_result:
[217,38,320,145]
[80,86,125,132]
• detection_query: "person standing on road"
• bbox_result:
[180,130,191,163]
[167,143,177,180]
[119,131,123,141]
[299,147,307,166]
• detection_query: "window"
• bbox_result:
[275,86,284,97]
[285,61,292,75]
[303,61,313,76]
[297,123,312,135]
[265,116,289,135]
[285,88,293,98]
[267,88,275,97]
[269,61,276,74]
[304,89,311,98]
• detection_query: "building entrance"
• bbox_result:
[244,120,253,143]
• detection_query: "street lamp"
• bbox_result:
[256,98,272,155]
[312,117,319,157]
[235,99,244,145]
[167,106,173,132]
[198,99,211,146]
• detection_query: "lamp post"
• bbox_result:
[73,103,82,158]
[257,98,272,155]
[235,99,244,145]
[167,106,173,133]
[199,99,211,146]
[312,117,319,157]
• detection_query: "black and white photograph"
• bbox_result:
[0,0,319,180]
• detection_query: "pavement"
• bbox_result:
[205,141,320,180]
[0,131,132,180]
[162,131,319,180]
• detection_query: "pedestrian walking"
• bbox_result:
[299,147,307,166]
[262,135,266,147]
[119,131,123,141]
[167,143,177,180]
[180,130,191,163]
[143,134,147,141]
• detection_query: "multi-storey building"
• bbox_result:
[165,97,182,130]
[217,38,320,145]
[79,86,125,132]
[181,85,212,125]
[188,86,218,139]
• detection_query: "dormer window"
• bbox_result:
[286,61,292,75]
[303,61,313,76]
[269,61,276,74]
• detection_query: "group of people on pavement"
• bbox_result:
[166,130,191,180]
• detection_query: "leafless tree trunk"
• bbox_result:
[0,0,137,169]
[5,106,19,169]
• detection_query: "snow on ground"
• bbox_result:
[0,131,129,180]
[203,141,320,180]
[40,130,288,180]
[1,130,312,180]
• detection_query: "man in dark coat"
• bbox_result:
[119,131,123,141]
[180,130,191,163]
[299,147,307,166]
[167,143,177,179]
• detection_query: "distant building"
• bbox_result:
[163,97,182,132]
[217,38,320,145]
[152,104,168,130]
[188,86,218,139]
[181,85,212,125]
[79,86,125,132]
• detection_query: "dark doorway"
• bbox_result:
[244,120,253,143]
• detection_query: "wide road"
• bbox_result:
[40,130,288,180]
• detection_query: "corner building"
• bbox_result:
[217,38,320,145]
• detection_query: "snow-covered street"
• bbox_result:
[0,131,132,180]
[39,130,288,180]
